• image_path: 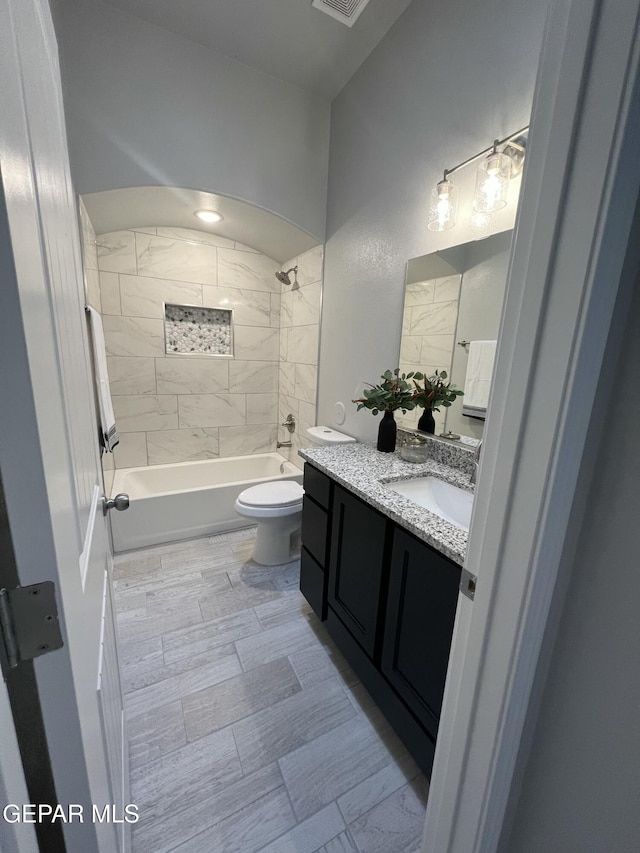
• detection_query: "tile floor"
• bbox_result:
[114,527,428,853]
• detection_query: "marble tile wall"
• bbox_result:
[79,199,116,494]
[96,227,281,467]
[277,246,323,470]
[396,274,461,435]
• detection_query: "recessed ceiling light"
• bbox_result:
[194,210,223,223]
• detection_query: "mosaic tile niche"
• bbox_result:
[164,303,233,356]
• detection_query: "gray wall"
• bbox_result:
[50,0,330,241]
[318,0,547,441]
[502,275,640,852]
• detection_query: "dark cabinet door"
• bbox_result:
[382,528,461,739]
[328,485,388,658]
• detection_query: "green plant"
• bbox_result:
[412,370,464,411]
[353,369,423,415]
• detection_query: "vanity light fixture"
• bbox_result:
[194,210,223,224]
[429,126,528,231]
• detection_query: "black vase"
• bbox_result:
[377,410,397,453]
[417,408,436,434]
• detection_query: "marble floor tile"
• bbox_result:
[226,558,300,593]
[198,581,282,621]
[113,551,161,580]
[115,528,428,853]
[128,700,186,771]
[279,716,401,822]
[171,786,296,853]
[336,750,421,825]
[160,548,237,574]
[124,641,239,697]
[235,615,318,671]
[117,597,202,643]
[130,726,241,828]
[133,763,283,853]
[113,589,147,612]
[348,777,429,853]
[182,656,301,741]
[143,571,231,613]
[314,832,359,853]
[233,678,357,774]
[161,607,262,664]
[115,570,203,599]
[254,591,313,629]
[288,643,355,689]
[256,803,346,853]
[344,681,378,714]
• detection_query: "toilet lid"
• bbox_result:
[237,480,303,508]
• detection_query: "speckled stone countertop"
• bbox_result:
[298,442,474,566]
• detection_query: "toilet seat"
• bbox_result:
[235,480,303,518]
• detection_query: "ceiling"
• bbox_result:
[82,187,319,262]
[103,0,413,99]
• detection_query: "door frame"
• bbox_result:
[422,0,640,850]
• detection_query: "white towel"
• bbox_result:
[463,340,497,420]
[86,306,119,452]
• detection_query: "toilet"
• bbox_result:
[234,426,355,565]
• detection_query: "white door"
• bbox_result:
[0,2,128,852]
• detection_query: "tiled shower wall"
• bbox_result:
[396,274,461,436]
[96,227,283,467]
[277,246,322,468]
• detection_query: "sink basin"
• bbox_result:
[385,476,473,532]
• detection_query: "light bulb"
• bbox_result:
[428,178,458,232]
[194,210,223,223]
[473,151,511,213]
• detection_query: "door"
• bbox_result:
[328,485,388,658]
[382,529,461,741]
[0,2,127,852]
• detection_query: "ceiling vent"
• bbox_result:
[311,0,372,28]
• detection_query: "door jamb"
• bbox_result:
[421,0,640,849]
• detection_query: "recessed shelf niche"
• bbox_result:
[164,303,233,357]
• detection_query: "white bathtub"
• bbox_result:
[109,453,303,552]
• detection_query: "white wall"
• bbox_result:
[318,0,547,442]
[49,0,330,241]
[501,274,640,852]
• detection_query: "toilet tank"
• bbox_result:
[306,426,356,446]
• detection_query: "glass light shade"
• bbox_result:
[428,179,458,232]
[473,151,511,213]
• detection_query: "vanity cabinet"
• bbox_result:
[382,528,461,740]
[299,462,462,777]
[299,464,332,620]
[327,484,389,659]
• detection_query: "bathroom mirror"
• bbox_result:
[397,229,513,440]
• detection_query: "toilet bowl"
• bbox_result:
[235,427,355,566]
[234,480,304,566]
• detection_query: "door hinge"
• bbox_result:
[460,568,477,601]
[0,583,63,671]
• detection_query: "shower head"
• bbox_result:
[275,266,298,286]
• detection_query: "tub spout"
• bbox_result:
[277,440,292,449]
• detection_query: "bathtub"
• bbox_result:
[109,453,303,552]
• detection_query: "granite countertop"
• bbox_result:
[298,442,474,566]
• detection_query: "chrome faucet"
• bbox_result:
[277,440,292,449]
[470,439,482,485]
